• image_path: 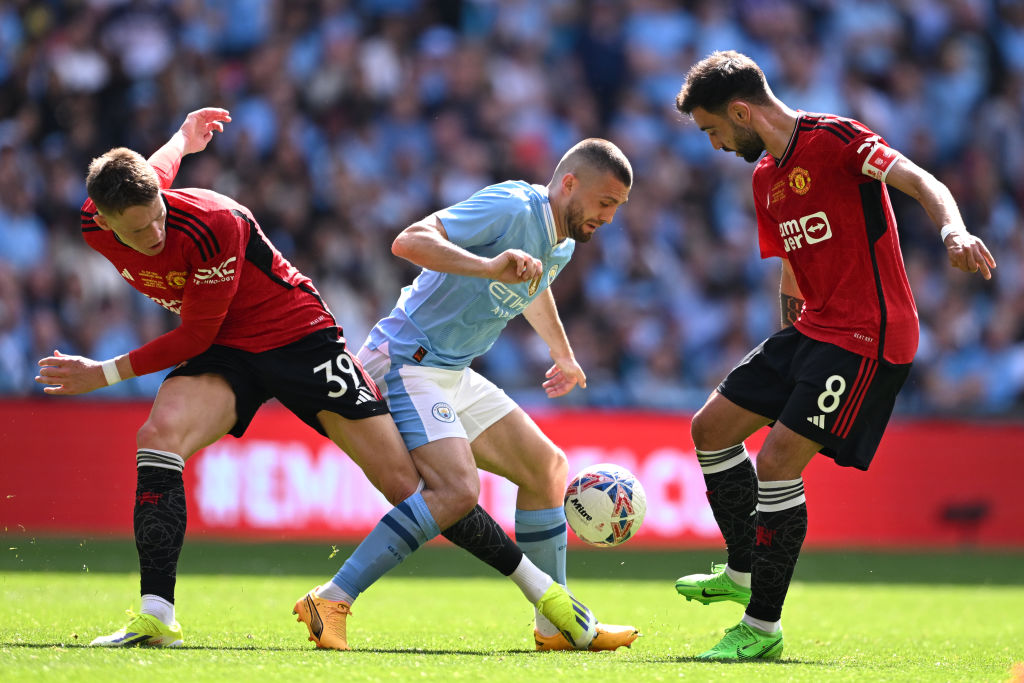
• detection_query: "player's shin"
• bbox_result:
[134,449,187,626]
[746,478,808,624]
[322,491,441,603]
[697,445,757,573]
[515,506,568,636]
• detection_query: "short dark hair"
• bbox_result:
[86,147,161,215]
[676,50,770,116]
[552,138,633,188]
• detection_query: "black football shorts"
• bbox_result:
[717,326,911,470]
[165,327,389,437]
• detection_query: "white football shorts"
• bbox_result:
[356,345,517,451]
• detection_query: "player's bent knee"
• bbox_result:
[378,477,421,507]
[136,418,184,454]
[519,448,568,501]
[690,409,713,451]
[442,475,480,519]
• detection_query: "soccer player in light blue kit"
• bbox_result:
[356,138,636,649]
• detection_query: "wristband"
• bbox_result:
[101,359,123,386]
[940,225,964,242]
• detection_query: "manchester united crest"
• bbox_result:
[788,166,811,195]
[166,271,187,288]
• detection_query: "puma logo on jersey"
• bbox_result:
[778,211,832,252]
[193,257,237,283]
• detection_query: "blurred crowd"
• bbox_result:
[0,0,1022,415]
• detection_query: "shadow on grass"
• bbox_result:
[2,537,1023,585]
[0,641,536,655]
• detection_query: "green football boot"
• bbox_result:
[90,610,184,647]
[697,622,783,661]
[696,622,782,659]
[675,562,751,605]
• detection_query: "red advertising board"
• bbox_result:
[2,400,1022,548]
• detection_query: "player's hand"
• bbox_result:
[487,249,543,285]
[179,108,231,155]
[944,231,996,280]
[35,350,107,395]
[542,356,587,398]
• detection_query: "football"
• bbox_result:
[563,463,646,547]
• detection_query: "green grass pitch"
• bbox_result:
[2,539,1022,682]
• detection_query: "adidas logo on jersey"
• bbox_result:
[807,414,826,429]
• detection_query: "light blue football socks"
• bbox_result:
[324,492,440,603]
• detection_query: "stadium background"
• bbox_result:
[1,0,1022,549]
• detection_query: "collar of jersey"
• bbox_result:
[531,183,558,247]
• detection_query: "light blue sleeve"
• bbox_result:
[435,185,526,248]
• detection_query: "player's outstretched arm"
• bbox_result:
[392,214,543,283]
[147,108,231,185]
[523,289,587,397]
[35,350,135,395]
[885,157,996,279]
[177,107,231,155]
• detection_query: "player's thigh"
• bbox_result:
[695,329,800,450]
[410,438,481,515]
[756,420,822,481]
[140,374,237,458]
[471,407,567,502]
[382,363,471,452]
[318,411,421,505]
[691,390,774,451]
[777,345,910,471]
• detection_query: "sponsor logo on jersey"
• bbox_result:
[166,271,187,288]
[488,281,531,318]
[546,264,559,285]
[431,402,456,423]
[120,268,134,281]
[193,257,237,284]
[777,211,832,252]
[788,166,811,195]
[528,274,541,296]
[144,295,182,314]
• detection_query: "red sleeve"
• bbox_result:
[127,213,247,376]
[147,143,183,190]
[838,122,902,182]
[753,169,785,259]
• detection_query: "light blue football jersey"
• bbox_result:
[365,181,575,369]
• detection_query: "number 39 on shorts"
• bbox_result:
[817,374,847,413]
[313,353,361,398]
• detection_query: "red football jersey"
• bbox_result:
[80,146,336,376]
[753,114,919,364]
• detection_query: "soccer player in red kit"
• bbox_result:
[36,108,624,651]
[670,51,996,660]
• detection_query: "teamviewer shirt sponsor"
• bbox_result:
[752,114,919,364]
[79,146,335,377]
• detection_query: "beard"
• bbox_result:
[564,199,592,243]
[731,123,766,163]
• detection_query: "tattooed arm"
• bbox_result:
[780,259,804,328]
